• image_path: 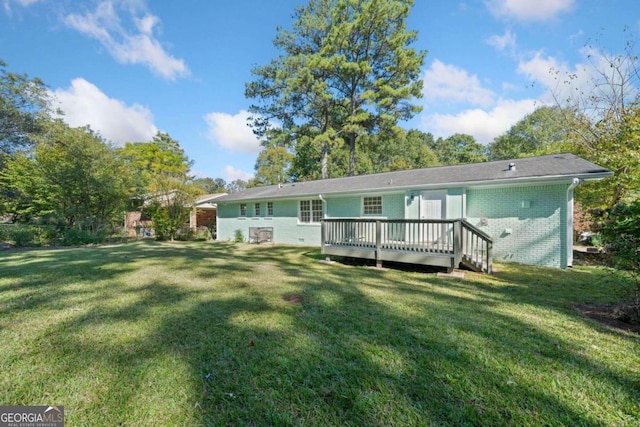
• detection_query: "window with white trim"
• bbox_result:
[299,200,323,223]
[267,202,274,216]
[239,203,247,217]
[363,196,382,215]
[254,203,261,216]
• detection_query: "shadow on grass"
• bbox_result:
[1,241,638,425]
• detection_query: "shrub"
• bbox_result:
[593,200,640,322]
[61,228,102,246]
[0,224,56,247]
[233,229,244,243]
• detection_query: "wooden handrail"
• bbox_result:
[322,218,493,273]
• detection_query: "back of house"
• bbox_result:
[215,154,611,269]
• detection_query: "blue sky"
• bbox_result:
[1,0,637,181]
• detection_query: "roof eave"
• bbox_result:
[216,172,612,203]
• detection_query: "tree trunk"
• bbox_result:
[321,141,329,179]
[348,132,356,176]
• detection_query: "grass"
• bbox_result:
[0,241,638,426]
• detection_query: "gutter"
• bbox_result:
[319,194,327,218]
[215,171,613,203]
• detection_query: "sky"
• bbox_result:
[1,0,638,182]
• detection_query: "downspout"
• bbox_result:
[319,194,328,256]
[567,178,581,267]
[318,194,327,218]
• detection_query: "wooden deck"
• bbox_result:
[321,219,493,273]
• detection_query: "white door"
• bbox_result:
[420,191,446,219]
[420,191,447,243]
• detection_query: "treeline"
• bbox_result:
[0,60,241,245]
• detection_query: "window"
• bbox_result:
[267,202,274,216]
[299,199,323,223]
[254,203,261,216]
[239,203,247,217]
[363,196,382,215]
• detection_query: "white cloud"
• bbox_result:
[64,1,189,80]
[485,0,574,21]
[51,78,158,145]
[204,110,262,154]
[223,165,253,182]
[421,98,538,144]
[423,60,495,107]
[516,50,595,105]
[3,0,41,14]
[486,29,516,52]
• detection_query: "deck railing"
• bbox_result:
[321,218,492,273]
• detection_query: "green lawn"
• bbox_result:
[0,241,638,426]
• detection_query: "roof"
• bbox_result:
[216,153,612,203]
[195,193,226,208]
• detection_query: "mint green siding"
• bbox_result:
[325,194,406,218]
[217,201,321,245]
[217,184,572,268]
[466,184,569,268]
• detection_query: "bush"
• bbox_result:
[0,224,57,247]
[60,228,103,246]
[593,200,640,322]
[234,229,244,243]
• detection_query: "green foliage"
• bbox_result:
[429,133,487,165]
[0,223,56,247]
[144,175,202,241]
[1,121,130,232]
[547,31,640,207]
[252,145,295,186]
[117,132,192,198]
[593,200,640,321]
[247,0,425,178]
[193,177,227,194]
[0,59,50,155]
[487,106,577,161]
[60,227,103,246]
[233,229,244,243]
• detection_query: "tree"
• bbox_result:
[145,173,202,241]
[246,0,425,178]
[193,177,227,194]
[117,132,203,240]
[488,106,577,161]
[1,121,130,233]
[117,132,192,204]
[252,145,295,186]
[549,29,640,207]
[0,59,50,156]
[226,179,248,194]
[429,133,487,165]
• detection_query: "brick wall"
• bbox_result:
[466,184,569,268]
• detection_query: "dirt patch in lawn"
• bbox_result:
[575,303,640,335]
[281,293,305,305]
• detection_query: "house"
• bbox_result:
[189,193,227,234]
[125,193,226,237]
[215,154,612,270]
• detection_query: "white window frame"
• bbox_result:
[299,199,323,223]
[267,202,274,216]
[363,196,383,216]
[254,202,261,217]
[239,203,247,217]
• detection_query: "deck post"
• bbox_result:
[321,219,326,254]
[375,220,382,268]
[486,241,493,274]
[453,220,462,269]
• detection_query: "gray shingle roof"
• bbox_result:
[216,153,612,202]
